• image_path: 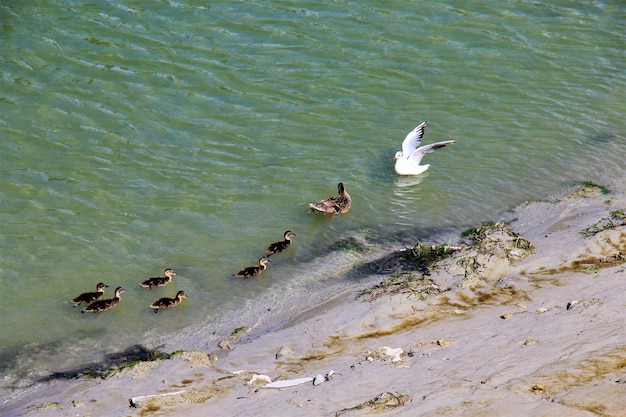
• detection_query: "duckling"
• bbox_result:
[82,287,126,313]
[309,182,351,215]
[234,257,271,279]
[140,268,176,289]
[265,231,296,257]
[71,282,109,307]
[150,290,188,313]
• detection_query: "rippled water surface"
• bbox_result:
[1,0,624,402]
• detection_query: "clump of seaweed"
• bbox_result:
[461,222,534,257]
[330,237,366,253]
[454,222,534,287]
[356,242,460,300]
[231,326,246,336]
[360,241,461,276]
[359,223,535,298]
[581,210,626,237]
[356,272,441,302]
[557,181,611,201]
[410,241,460,263]
[570,181,611,196]
[217,326,248,350]
[335,392,410,416]
[39,345,173,381]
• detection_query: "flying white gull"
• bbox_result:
[393,121,456,175]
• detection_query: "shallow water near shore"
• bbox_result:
[1,0,625,404]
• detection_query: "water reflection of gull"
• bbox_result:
[390,176,425,225]
[393,174,425,188]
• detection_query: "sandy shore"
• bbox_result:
[3,179,625,417]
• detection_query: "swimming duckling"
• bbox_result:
[82,287,126,313]
[71,282,109,307]
[309,182,351,215]
[150,290,188,313]
[265,231,296,257]
[140,268,176,289]
[234,257,271,279]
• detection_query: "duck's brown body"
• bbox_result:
[309,183,351,215]
[82,287,126,313]
[150,290,188,313]
[265,231,296,257]
[140,268,176,289]
[71,282,108,306]
[234,257,270,278]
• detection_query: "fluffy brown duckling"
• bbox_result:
[140,268,176,289]
[82,287,126,313]
[150,290,188,313]
[309,182,351,215]
[265,231,296,257]
[234,257,270,279]
[71,282,109,307]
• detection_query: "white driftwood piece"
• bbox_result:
[129,390,187,408]
[260,377,314,389]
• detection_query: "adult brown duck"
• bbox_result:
[82,287,126,313]
[150,290,188,313]
[309,182,351,215]
[140,268,176,289]
[265,231,296,257]
[71,282,109,307]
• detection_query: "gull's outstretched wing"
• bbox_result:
[408,140,457,165]
[401,121,428,157]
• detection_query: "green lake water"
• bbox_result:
[1,0,624,405]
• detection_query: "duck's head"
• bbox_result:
[164,268,176,277]
[96,282,109,290]
[284,231,296,239]
[337,182,346,194]
[114,287,127,296]
[259,257,271,266]
[176,290,188,299]
[393,151,403,160]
